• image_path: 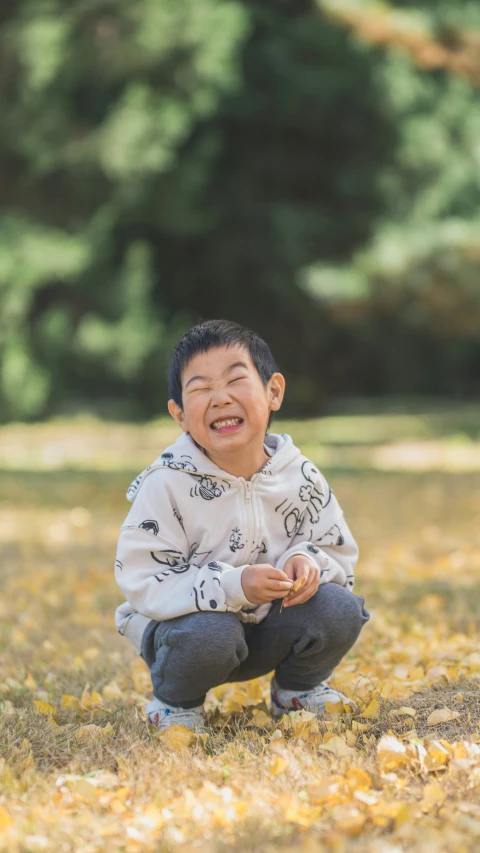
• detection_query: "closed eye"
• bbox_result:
[229,376,247,384]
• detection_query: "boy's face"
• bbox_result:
[168,345,285,457]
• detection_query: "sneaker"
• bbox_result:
[145,696,207,732]
[269,676,354,718]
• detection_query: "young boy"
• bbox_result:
[114,320,369,731]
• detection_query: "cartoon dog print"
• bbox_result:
[150,542,213,576]
[160,452,197,472]
[316,523,345,547]
[193,562,223,612]
[229,527,245,553]
[275,498,306,538]
[251,541,267,558]
[139,519,159,536]
[189,474,230,500]
[138,519,212,577]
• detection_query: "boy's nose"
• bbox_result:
[211,386,233,406]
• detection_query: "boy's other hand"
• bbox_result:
[281,555,319,608]
[241,564,293,605]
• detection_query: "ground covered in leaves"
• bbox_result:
[1,415,480,852]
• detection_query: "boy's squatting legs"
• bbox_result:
[140,584,370,710]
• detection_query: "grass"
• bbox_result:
[1,410,480,851]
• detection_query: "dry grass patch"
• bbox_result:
[2,427,480,852]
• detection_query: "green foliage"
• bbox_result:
[0,0,479,420]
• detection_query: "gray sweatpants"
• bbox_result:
[140,584,370,709]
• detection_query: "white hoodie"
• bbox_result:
[114,431,359,655]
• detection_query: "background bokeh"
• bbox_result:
[1,0,480,422]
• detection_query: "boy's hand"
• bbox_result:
[241,564,293,605]
[281,555,319,608]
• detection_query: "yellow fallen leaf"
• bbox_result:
[0,806,14,830]
[352,721,371,733]
[157,724,197,751]
[284,802,322,827]
[80,685,103,708]
[308,775,345,806]
[325,700,346,715]
[290,710,319,739]
[280,576,307,612]
[61,694,89,714]
[427,708,460,726]
[346,768,372,790]
[268,755,289,775]
[33,700,56,717]
[344,729,357,747]
[361,694,380,719]
[421,782,446,812]
[422,741,449,772]
[268,736,288,753]
[102,681,123,702]
[332,804,366,836]
[67,778,99,804]
[371,801,412,828]
[390,707,416,717]
[320,736,356,757]
[377,734,410,771]
[245,709,273,729]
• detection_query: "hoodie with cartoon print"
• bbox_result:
[114,431,359,655]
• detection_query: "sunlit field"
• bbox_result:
[2,408,480,852]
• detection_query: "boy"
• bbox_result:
[114,320,369,731]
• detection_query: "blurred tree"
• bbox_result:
[0,0,479,420]
[300,0,480,398]
[0,0,393,419]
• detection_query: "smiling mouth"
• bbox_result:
[210,417,244,431]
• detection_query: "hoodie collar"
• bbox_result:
[126,431,301,502]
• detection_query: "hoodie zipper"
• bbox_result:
[243,480,256,561]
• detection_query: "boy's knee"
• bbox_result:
[157,611,248,666]
[310,583,369,644]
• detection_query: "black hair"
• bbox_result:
[168,319,279,427]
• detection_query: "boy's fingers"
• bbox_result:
[283,577,319,607]
[267,566,288,580]
[266,580,293,591]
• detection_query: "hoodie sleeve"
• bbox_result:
[275,472,358,591]
[115,470,254,624]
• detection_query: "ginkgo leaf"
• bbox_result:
[102,681,123,701]
[80,686,103,708]
[319,736,356,757]
[61,695,89,714]
[427,708,460,726]
[67,778,99,804]
[157,724,197,751]
[390,707,417,717]
[361,695,380,719]
[280,576,307,612]
[0,806,14,830]
[352,721,371,733]
[346,768,372,789]
[421,783,446,812]
[245,709,273,729]
[268,755,289,775]
[33,700,56,716]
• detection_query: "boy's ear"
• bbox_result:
[268,372,285,411]
[168,399,187,431]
